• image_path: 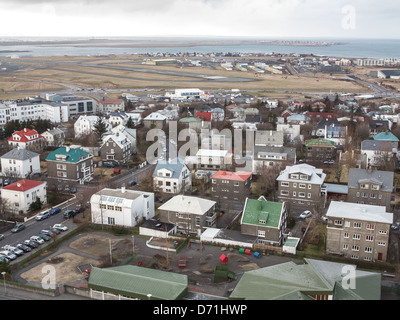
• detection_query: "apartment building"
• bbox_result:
[157,195,216,236]
[305,138,337,163]
[277,164,327,209]
[325,201,393,262]
[46,146,94,185]
[211,170,252,201]
[99,132,131,165]
[347,168,394,211]
[240,196,288,246]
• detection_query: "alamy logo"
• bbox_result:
[342,5,356,30]
[41,265,56,290]
[341,265,356,290]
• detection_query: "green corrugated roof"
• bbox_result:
[305,138,335,147]
[88,266,188,300]
[46,147,90,163]
[230,258,381,300]
[241,197,283,228]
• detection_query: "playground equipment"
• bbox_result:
[219,254,228,264]
[178,256,187,269]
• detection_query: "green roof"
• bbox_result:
[305,138,335,147]
[373,131,399,142]
[88,266,188,300]
[241,197,283,228]
[46,147,90,163]
[230,258,381,300]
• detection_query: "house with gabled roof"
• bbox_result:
[8,128,44,150]
[240,196,288,246]
[99,132,131,165]
[153,158,191,194]
[0,148,40,178]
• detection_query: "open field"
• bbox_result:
[0,54,368,96]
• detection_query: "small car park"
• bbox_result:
[35,210,50,221]
[11,223,25,233]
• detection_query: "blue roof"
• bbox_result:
[153,158,186,179]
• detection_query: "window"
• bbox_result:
[107,217,115,225]
[378,242,386,246]
[258,230,265,238]
[353,234,361,240]
[364,247,373,253]
[366,235,374,241]
[293,191,296,197]
[299,192,305,198]
[344,232,349,238]
[352,245,360,251]
[280,182,289,187]
[290,174,298,179]
[353,222,362,229]
[299,184,306,189]
[280,190,289,196]
[371,184,379,191]
[360,184,369,189]
[343,244,348,250]
[334,220,343,226]
[366,224,375,230]
[300,174,308,180]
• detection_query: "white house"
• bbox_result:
[90,187,155,227]
[74,115,111,138]
[195,149,232,170]
[1,179,47,214]
[0,148,41,178]
[8,128,44,150]
[153,158,192,194]
[41,128,65,147]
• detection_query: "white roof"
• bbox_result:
[144,112,167,121]
[196,149,228,157]
[158,195,216,215]
[326,201,393,224]
[277,164,326,185]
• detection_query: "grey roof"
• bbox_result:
[255,130,284,146]
[348,168,394,192]
[1,148,39,160]
[324,183,349,194]
[254,145,296,161]
[153,158,186,179]
[361,140,393,152]
[94,188,153,201]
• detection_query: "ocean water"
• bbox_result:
[0,37,399,59]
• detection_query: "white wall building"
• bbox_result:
[1,179,47,214]
[74,115,111,138]
[90,187,155,227]
[1,148,41,178]
[153,158,192,194]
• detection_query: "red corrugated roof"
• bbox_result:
[211,171,252,182]
[196,111,212,122]
[3,179,45,192]
[8,128,43,143]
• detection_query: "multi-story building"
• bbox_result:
[277,164,327,209]
[98,98,125,113]
[1,179,47,214]
[90,187,154,227]
[153,158,192,194]
[240,196,288,246]
[143,112,167,129]
[252,145,296,174]
[361,140,395,169]
[347,168,394,211]
[211,170,252,201]
[46,146,94,185]
[0,148,41,178]
[304,138,336,163]
[195,149,232,170]
[325,201,393,262]
[8,128,44,150]
[158,195,216,236]
[99,132,131,165]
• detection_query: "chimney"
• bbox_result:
[17,183,21,188]
[24,128,27,132]
[66,146,70,152]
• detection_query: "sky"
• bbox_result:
[0,0,399,39]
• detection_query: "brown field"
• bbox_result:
[0,54,367,96]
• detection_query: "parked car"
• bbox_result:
[35,210,50,221]
[38,234,50,241]
[391,221,400,230]
[299,210,312,219]
[53,224,68,232]
[63,209,78,219]
[103,162,116,168]
[23,240,38,249]
[0,250,17,261]
[3,245,24,256]
[11,223,25,233]
[30,236,44,245]
[16,243,31,252]
[0,256,9,263]
[50,207,61,215]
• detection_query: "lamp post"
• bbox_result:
[147,293,152,300]
[1,272,6,295]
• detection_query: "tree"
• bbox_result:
[29,197,42,212]
[93,116,108,138]
[126,116,134,129]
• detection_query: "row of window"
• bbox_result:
[281,190,312,198]
[356,192,383,199]
[334,220,378,231]
[342,243,385,251]
[100,204,123,211]
[343,233,380,241]
[281,182,312,189]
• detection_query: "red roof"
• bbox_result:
[3,179,45,192]
[8,128,43,143]
[196,111,212,122]
[211,171,252,182]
